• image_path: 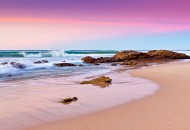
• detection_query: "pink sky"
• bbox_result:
[0,0,190,49]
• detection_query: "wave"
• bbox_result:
[0,50,115,79]
[64,50,118,54]
[0,50,118,58]
[0,50,51,58]
[1,50,190,58]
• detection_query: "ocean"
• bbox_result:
[0,50,117,81]
[0,50,189,82]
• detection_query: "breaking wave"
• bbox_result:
[0,50,118,58]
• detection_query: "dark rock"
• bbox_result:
[34,60,48,64]
[83,50,190,65]
[111,63,118,66]
[82,50,190,66]
[1,62,8,65]
[95,57,114,63]
[82,56,114,64]
[113,50,149,61]
[80,76,112,88]
[10,62,16,64]
[59,97,78,104]
[10,62,26,69]
[81,56,96,63]
[54,63,76,67]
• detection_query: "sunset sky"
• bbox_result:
[0,0,190,50]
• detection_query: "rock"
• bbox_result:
[111,63,118,66]
[95,57,114,63]
[54,63,76,67]
[82,50,190,66]
[81,56,96,63]
[121,58,175,66]
[80,76,112,88]
[113,50,149,61]
[82,51,148,64]
[147,50,190,59]
[1,62,8,65]
[10,62,26,69]
[34,60,48,64]
[121,60,139,66]
[59,97,78,104]
[82,56,113,64]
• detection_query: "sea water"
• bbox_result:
[0,50,116,81]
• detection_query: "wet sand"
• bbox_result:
[27,61,190,130]
[0,67,158,130]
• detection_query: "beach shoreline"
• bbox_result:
[26,61,190,130]
[0,63,159,130]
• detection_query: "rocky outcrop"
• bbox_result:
[80,76,112,88]
[114,50,190,61]
[82,50,190,66]
[59,97,78,104]
[113,50,149,61]
[147,50,190,59]
[54,63,76,67]
[81,50,147,64]
[34,60,48,64]
[82,56,114,64]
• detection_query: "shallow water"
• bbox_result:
[0,68,159,130]
[0,53,114,81]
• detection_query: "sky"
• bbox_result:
[0,0,190,50]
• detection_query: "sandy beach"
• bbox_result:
[27,61,190,130]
